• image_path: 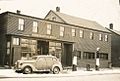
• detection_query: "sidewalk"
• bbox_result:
[0,67,120,78]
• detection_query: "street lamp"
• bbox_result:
[95,47,100,71]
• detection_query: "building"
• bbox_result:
[0,9,111,68]
[106,24,120,67]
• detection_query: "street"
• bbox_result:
[0,68,120,81]
[0,73,120,81]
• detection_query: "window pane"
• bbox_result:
[72,29,76,36]
[105,35,108,41]
[18,18,24,31]
[47,24,51,34]
[80,30,83,38]
[13,38,20,45]
[33,21,38,32]
[60,26,64,36]
[90,32,94,39]
[99,34,102,40]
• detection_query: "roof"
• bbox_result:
[46,10,110,33]
[106,28,120,35]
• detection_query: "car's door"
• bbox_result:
[35,57,47,70]
[45,57,53,69]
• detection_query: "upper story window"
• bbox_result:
[72,28,76,37]
[13,37,20,45]
[52,17,56,21]
[60,26,64,36]
[99,34,102,41]
[90,32,94,39]
[79,30,84,38]
[33,21,38,33]
[105,35,108,42]
[47,24,52,35]
[18,18,24,31]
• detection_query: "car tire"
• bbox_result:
[23,66,32,74]
[53,67,60,74]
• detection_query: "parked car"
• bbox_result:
[14,55,63,74]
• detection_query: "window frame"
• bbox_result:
[105,35,108,42]
[72,28,76,37]
[18,18,24,31]
[33,21,38,33]
[79,30,84,38]
[60,26,64,36]
[13,37,20,45]
[47,24,52,35]
[99,34,102,41]
[90,32,94,39]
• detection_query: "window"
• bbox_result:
[99,53,108,60]
[52,17,56,21]
[60,26,64,36]
[79,30,83,38]
[13,37,20,45]
[33,21,38,33]
[18,18,24,31]
[83,52,95,59]
[77,51,81,59]
[105,35,108,41]
[99,34,102,41]
[47,24,52,35]
[72,28,76,37]
[90,32,94,39]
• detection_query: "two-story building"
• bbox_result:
[106,24,120,67]
[0,9,111,68]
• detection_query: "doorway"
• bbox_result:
[37,41,49,55]
[62,43,73,66]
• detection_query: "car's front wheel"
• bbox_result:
[53,67,60,74]
[23,66,32,74]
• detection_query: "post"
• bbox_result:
[95,47,100,71]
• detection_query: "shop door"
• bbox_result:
[12,47,21,65]
[62,44,72,66]
[37,41,49,55]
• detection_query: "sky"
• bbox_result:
[0,0,120,30]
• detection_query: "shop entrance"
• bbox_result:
[37,41,49,55]
[62,43,73,66]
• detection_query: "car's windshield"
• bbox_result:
[32,57,37,60]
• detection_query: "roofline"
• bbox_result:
[105,27,119,35]
[1,11,110,34]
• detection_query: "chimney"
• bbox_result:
[56,7,60,12]
[109,23,113,30]
[16,10,21,14]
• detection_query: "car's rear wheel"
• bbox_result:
[23,66,32,74]
[53,67,60,74]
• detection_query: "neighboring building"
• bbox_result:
[106,24,120,67]
[0,9,111,68]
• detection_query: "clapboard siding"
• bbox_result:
[0,12,111,67]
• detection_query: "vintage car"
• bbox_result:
[14,55,63,74]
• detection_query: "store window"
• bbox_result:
[83,52,95,59]
[77,51,81,59]
[99,53,108,60]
